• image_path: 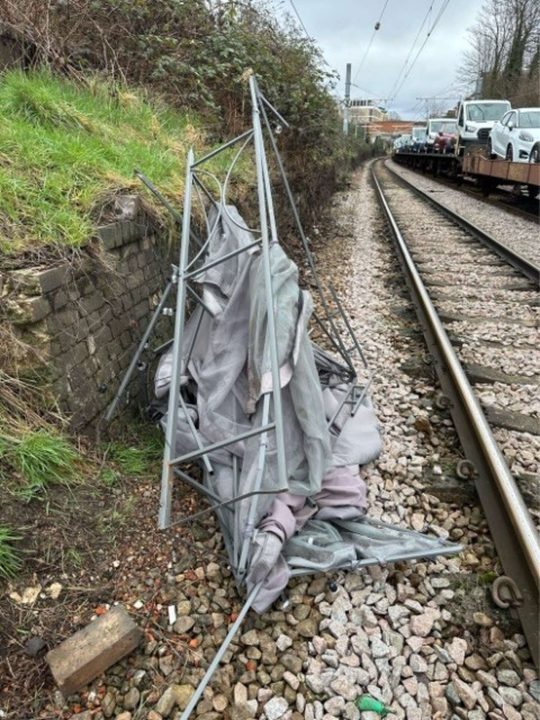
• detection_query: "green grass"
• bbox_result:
[0,525,22,579]
[0,70,253,254]
[0,428,78,501]
[109,431,162,476]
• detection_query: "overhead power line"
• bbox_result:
[387,0,435,100]
[352,0,391,85]
[289,0,312,41]
[391,0,452,101]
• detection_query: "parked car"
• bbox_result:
[410,125,427,152]
[424,119,457,152]
[488,107,540,162]
[433,130,456,154]
[393,134,412,152]
[455,99,511,155]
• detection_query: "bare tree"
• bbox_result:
[457,0,540,104]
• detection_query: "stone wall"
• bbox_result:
[1,207,173,431]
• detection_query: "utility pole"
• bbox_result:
[343,63,351,135]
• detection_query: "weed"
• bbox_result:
[109,430,162,476]
[110,446,148,475]
[64,547,83,568]
[0,525,22,579]
[100,467,120,488]
[0,428,78,501]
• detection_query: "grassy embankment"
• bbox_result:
[0,69,253,579]
[0,69,252,256]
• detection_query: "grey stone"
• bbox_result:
[325,695,346,715]
[446,638,467,665]
[329,675,357,701]
[477,670,498,688]
[409,611,437,637]
[155,684,193,716]
[233,701,258,720]
[264,696,289,720]
[343,701,361,720]
[409,653,427,673]
[123,687,140,710]
[371,638,390,659]
[101,692,116,718]
[283,671,300,691]
[498,687,522,707]
[298,617,319,638]
[281,653,303,674]
[234,682,248,705]
[173,616,195,634]
[453,677,478,710]
[240,629,260,646]
[276,634,293,652]
[496,669,520,687]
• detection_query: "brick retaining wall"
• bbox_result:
[1,206,173,431]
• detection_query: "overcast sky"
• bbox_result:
[276,0,483,120]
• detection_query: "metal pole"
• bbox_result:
[169,422,276,467]
[104,278,174,422]
[258,100,355,369]
[178,393,213,474]
[159,150,195,529]
[178,582,262,720]
[237,393,271,579]
[249,75,288,491]
[343,63,351,135]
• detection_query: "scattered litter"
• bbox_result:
[47,582,63,600]
[356,694,390,716]
[9,584,41,605]
[167,604,177,625]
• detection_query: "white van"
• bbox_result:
[455,99,511,155]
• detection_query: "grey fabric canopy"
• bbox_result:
[154,203,460,613]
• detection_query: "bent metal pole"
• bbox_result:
[158,149,195,529]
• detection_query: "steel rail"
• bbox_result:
[384,160,540,285]
[372,165,540,667]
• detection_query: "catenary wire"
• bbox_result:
[387,0,435,100]
[352,0,391,84]
[289,0,312,40]
[391,0,452,100]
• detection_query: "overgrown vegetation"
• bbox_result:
[0,1,373,587]
[0,0,365,233]
[108,430,163,476]
[0,69,252,254]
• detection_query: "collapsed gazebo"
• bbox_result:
[106,76,461,718]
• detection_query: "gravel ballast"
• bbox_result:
[31,161,540,720]
[386,158,540,267]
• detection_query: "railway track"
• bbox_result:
[371,159,540,667]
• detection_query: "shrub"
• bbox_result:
[0,0,359,225]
